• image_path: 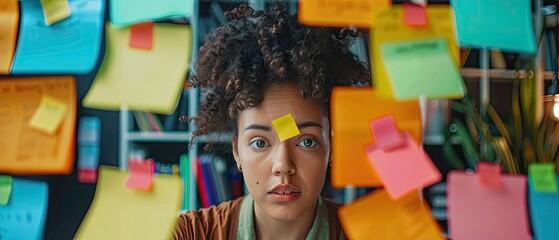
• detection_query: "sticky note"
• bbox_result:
[0,176,12,205]
[450,0,535,54]
[298,0,391,28]
[126,159,155,191]
[528,174,559,240]
[29,95,68,135]
[447,170,532,240]
[339,189,444,240]
[372,5,460,100]
[110,0,194,26]
[12,0,104,74]
[129,22,154,50]
[380,38,466,100]
[403,3,427,27]
[75,166,182,240]
[77,146,100,170]
[272,113,300,142]
[0,178,48,240]
[370,116,404,150]
[366,132,441,200]
[0,0,19,74]
[40,0,71,25]
[78,169,98,184]
[78,116,101,144]
[83,23,191,114]
[331,87,421,187]
[529,163,558,193]
[478,162,503,188]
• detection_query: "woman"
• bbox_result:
[174,3,370,239]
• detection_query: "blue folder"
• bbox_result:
[529,175,559,240]
[11,0,105,74]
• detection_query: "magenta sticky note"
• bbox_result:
[477,162,502,187]
[447,171,532,240]
[366,132,441,200]
[403,3,427,27]
[370,115,405,151]
[125,159,154,191]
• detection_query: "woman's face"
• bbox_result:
[232,83,330,222]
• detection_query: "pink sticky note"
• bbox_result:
[366,132,441,200]
[477,162,502,187]
[447,171,532,240]
[370,116,405,151]
[129,22,154,50]
[403,3,427,27]
[125,159,154,191]
[78,169,98,184]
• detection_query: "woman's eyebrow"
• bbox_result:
[297,121,323,129]
[243,121,322,132]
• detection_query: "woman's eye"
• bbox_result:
[297,138,319,149]
[249,139,270,150]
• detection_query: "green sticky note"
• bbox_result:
[0,175,13,205]
[272,113,300,142]
[380,38,466,100]
[529,163,558,193]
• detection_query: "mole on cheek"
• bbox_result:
[256,181,259,184]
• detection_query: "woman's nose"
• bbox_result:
[271,143,296,176]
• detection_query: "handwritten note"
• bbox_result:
[370,116,404,150]
[110,0,194,26]
[478,162,503,187]
[0,0,19,74]
[272,113,300,142]
[126,159,155,191]
[83,23,191,114]
[366,132,441,200]
[129,22,154,50]
[447,170,532,240]
[330,87,421,187]
[0,176,12,205]
[403,3,427,27]
[0,178,48,240]
[39,0,71,25]
[529,163,558,193]
[339,189,444,240]
[528,174,559,240]
[298,0,390,27]
[75,166,182,240]
[29,95,68,135]
[450,0,535,53]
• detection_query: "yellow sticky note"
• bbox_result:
[272,113,300,142]
[75,166,182,240]
[29,95,68,135]
[40,0,71,25]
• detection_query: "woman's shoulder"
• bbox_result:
[173,196,245,240]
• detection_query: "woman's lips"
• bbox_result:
[267,183,302,203]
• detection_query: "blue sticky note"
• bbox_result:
[77,145,100,170]
[110,0,194,26]
[0,178,48,240]
[529,175,559,240]
[11,0,105,74]
[450,0,535,54]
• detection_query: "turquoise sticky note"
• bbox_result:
[11,0,105,74]
[380,38,466,100]
[0,178,49,240]
[450,0,535,54]
[110,0,194,26]
[528,175,559,240]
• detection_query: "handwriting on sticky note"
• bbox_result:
[403,3,427,27]
[298,0,390,27]
[370,115,404,150]
[40,0,71,25]
[0,176,13,205]
[529,163,558,193]
[125,159,154,191]
[129,22,154,50]
[477,162,503,187]
[272,113,300,142]
[29,95,68,135]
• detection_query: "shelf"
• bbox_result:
[461,68,555,81]
[126,131,232,143]
[423,135,460,145]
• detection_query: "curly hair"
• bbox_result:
[190,3,370,149]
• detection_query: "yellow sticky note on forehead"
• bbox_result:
[29,95,68,134]
[40,0,71,25]
[272,113,300,142]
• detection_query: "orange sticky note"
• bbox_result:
[339,189,445,240]
[366,132,441,200]
[129,22,154,50]
[125,159,155,191]
[298,0,391,27]
[40,0,71,25]
[331,87,421,187]
[477,162,502,187]
[272,113,300,142]
[403,3,427,27]
[0,0,19,74]
[29,95,68,135]
[447,170,532,240]
[370,115,405,150]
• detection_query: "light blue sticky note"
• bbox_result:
[450,0,535,54]
[11,0,105,74]
[110,0,194,26]
[77,145,100,170]
[0,178,48,240]
[529,175,559,240]
[78,116,101,145]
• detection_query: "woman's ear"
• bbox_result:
[231,135,240,165]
